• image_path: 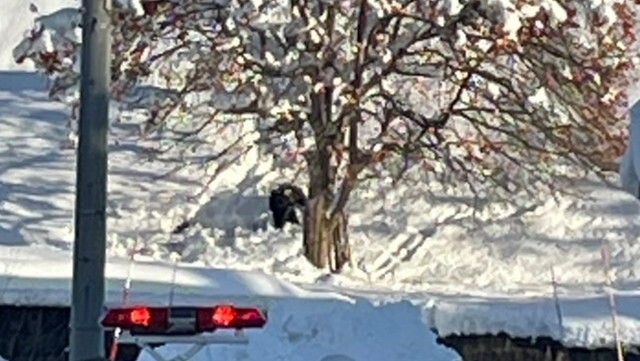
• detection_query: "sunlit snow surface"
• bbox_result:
[0,0,640,357]
[0,245,460,361]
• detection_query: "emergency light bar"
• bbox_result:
[101,304,268,335]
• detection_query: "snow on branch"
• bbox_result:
[14,0,639,198]
[114,0,146,16]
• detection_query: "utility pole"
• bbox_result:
[70,0,111,360]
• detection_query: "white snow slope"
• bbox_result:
[1,0,640,357]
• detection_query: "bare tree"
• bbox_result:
[16,0,638,272]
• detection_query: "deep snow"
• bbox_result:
[0,244,461,361]
[1,0,640,357]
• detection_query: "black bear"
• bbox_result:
[268,183,307,229]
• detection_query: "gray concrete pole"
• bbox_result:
[70,0,112,360]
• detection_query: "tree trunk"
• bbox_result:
[302,149,351,273]
[301,73,351,272]
[303,192,350,272]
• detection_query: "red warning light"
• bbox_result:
[196,305,267,331]
[102,304,267,334]
[130,307,151,326]
[212,305,237,326]
[101,306,168,332]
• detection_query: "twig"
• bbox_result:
[108,236,140,361]
[601,245,625,361]
[168,252,181,306]
[550,266,564,340]
[152,131,251,180]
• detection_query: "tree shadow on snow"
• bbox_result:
[0,76,76,248]
[0,225,27,246]
[188,171,272,236]
[0,71,201,251]
[163,169,294,263]
[192,191,270,233]
[0,181,74,249]
[347,175,640,290]
[0,71,51,94]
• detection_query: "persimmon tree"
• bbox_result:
[15,0,638,272]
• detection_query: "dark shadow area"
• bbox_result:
[439,332,640,361]
[0,225,26,246]
[0,305,141,361]
[0,71,49,93]
[166,169,275,246]
[191,190,269,232]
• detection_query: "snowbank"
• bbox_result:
[0,244,346,306]
[431,293,640,349]
[138,299,460,361]
[0,245,461,361]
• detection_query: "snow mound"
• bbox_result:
[139,299,461,361]
[167,178,640,296]
[0,244,348,307]
[0,245,462,361]
[433,292,640,349]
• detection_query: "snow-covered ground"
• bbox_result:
[0,244,347,307]
[0,245,460,361]
[1,0,640,359]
